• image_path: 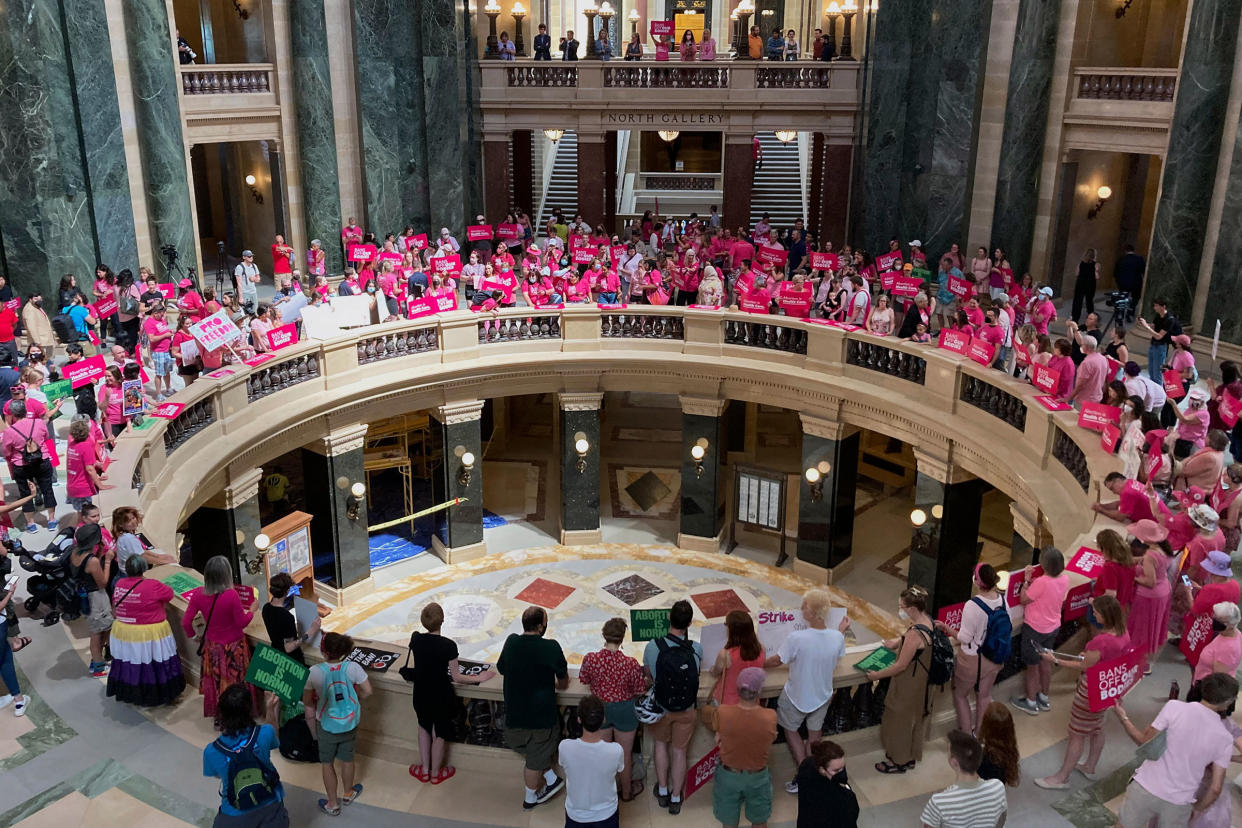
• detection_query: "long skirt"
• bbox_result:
[106,620,186,706]
[1067,676,1105,737]
[200,637,258,719]
[1127,584,1171,661]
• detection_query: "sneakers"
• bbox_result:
[24,523,38,534]
[1010,695,1040,715]
[784,779,799,794]
[89,661,108,678]
[1036,693,1052,712]
[654,785,671,809]
[46,520,57,531]
[523,777,565,809]
[668,798,682,815]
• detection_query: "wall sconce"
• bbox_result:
[658,130,680,143]
[628,6,640,35]
[245,174,263,205]
[454,445,476,487]
[804,461,830,501]
[1087,185,1112,220]
[345,481,367,521]
[690,438,709,478]
[242,532,270,576]
[910,508,927,527]
[574,432,590,474]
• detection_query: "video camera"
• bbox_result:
[1104,290,1131,311]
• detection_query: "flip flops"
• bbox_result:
[431,767,455,785]
[342,784,363,804]
[409,765,431,782]
[317,799,340,816]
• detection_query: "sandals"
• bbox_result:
[10,637,30,653]
[317,799,340,816]
[431,767,455,785]
[875,759,915,774]
[620,779,644,802]
[409,765,431,782]
[342,784,363,804]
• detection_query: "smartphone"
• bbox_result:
[1181,574,1193,589]
[4,573,18,591]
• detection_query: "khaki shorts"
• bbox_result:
[646,707,696,750]
[777,688,830,733]
[317,726,357,764]
[86,590,114,635]
[1118,780,1193,827]
[506,724,560,771]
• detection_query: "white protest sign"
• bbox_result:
[299,304,344,341]
[188,309,242,352]
[327,293,376,327]
[755,607,848,655]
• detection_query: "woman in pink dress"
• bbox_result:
[306,240,326,277]
[1125,519,1175,672]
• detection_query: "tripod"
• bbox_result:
[214,240,228,297]
[1100,291,1131,336]
[161,245,198,290]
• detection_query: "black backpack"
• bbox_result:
[16,422,44,470]
[653,635,699,712]
[213,726,281,811]
[73,382,98,418]
[50,314,76,344]
[278,715,319,763]
[914,624,955,686]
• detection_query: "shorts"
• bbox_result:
[506,724,560,771]
[566,810,619,828]
[712,766,772,826]
[178,363,201,378]
[603,700,638,733]
[646,707,695,750]
[152,350,174,377]
[1021,626,1059,666]
[68,496,95,512]
[317,726,357,763]
[777,688,830,732]
[1117,780,1193,827]
[13,462,56,513]
[86,590,114,635]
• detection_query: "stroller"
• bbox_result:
[19,527,79,626]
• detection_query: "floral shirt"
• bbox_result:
[577,648,646,703]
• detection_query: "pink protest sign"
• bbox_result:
[738,294,771,314]
[650,19,674,36]
[1033,394,1071,411]
[1085,648,1144,711]
[967,338,995,366]
[1062,582,1093,621]
[150,401,186,419]
[189,309,242,352]
[496,223,522,240]
[1179,613,1215,667]
[610,245,628,264]
[431,255,462,277]
[684,746,720,798]
[937,328,970,355]
[157,283,176,300]
[571,248,595,264]
[65,355,106,389]
[94,296,119,318]
[1030,363,1060,395]
[467,224,493,241]
[1077,402,1121,432]
[1005,565,1043,608]
[810,251,839,271]
[243,353,275,367]
[347,243,378,262]
[880,270,896,291]
[378,251,403,266]
[3,297,19,313]
[403,234,428,251]
[408,293,459,318]
[891,274,922,298]
[1101,422,1121,452]
[947,275,973,299]
[875,251,902,272]
[776,285,813,318]
[1067,546,1105,579]
[1162,369,1186,400]
[1219,392,1241,427]
[756,245,787,266]
[477,277,515,304]
[936,602,966,630]
[266,323,298,351]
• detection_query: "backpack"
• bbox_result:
[51,313,76,344]
[315,661,360,734]
[653,635,699,712]
[278,714,319,763]
[73,383,97,418]
[914,624,955,686]
[17,422,44,470]
[213,726,281,811]
[972,597,1013,665]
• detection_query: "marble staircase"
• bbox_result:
[750,131,806,232]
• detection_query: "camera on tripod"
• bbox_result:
[1105,290,1131,312]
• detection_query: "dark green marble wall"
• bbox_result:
[124,0,198,270]
[421,0,469,233]
[1206,106,1242,345]
[1144,0,1242,317]
[990,0,1060,277]
[290,0,344,274]
[863,0,991,257]
[561,409,601,532]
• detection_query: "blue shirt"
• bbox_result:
[642,633,703,677]
[202,724,284,816]
[64,305,91,335]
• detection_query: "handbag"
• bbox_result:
[399,638,416,682]
[196,595,219,657]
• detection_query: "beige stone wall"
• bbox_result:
[325,0,365,232]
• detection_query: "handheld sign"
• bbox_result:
[347,243,378,262]
[1066,546,1105,579]
[245,643,311,706]
[1062,582,1093,621]
[1085,648,1144,712]
[121,379,144,417]
[1101,422,1121,453]
[937,328,970,355]
[346,646,399,673]
[1179,613,1215,667]
[477,277,515,304]
[403,233,428,251]
[947,274,973,299]
[157,283,176,300]
[650,19,674,36]
[189,309,243,352]
[3,297,19,313]
[875,251,902,272]
[1030,363,1060,395]
[810,251,839,271]
[936,602,966,630]
[150,401,187,420]
[94,295,119,318]
[1077,402,1121,432]
[1033,394,1072,412]
[65,354,106,389]
[630,608,671,642]
[377,250,402,266]
[738,294,771,314]
[467,224,493,241]
[756,245,787,266]
[431,254,463,278]
[40,379,72,406]
[967,338,995,366]
[1219,393,1241,428]
[408,293,459,318]
[1162,369,1186,400]
[497,223,522,240]
[243,353,275,367]
[266,323,299,351]
[1005,565,1042,608]
[572,248,596,264]
[880,270,896,291]
[891,274,922,298]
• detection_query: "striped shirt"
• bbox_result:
[920,778,1007,828]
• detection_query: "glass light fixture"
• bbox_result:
[628,7,640,19]
[774,130,798,143]
[599,1,615,16]
[690,444,706,461]
[484,0,501,10]
[244,174,256,186]
[658,130,680,142]
[544,128,565,143]
[254,533,271,551]
[350,481,367,498]
[910,508,927,527]
[804,467,821,484]
[512,1,526,11]
[931,503,943,520]
[1096,185,1112,200]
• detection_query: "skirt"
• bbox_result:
[200,637,258,719]
[106,620,186,707]
[1127,586,1171,659]
[1067,676,1105,736]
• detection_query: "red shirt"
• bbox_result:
[0,307,17,341]
[272,244,293,275]
[1093,560,1138,606]
[1193,579,1241,617]
[577,648,645,703]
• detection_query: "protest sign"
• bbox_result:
[266,323,298,351]
[810,251,839,271]
[947,275,973,299]
[245,644,311,705]
[650,19,674,36]
[630,608,671,641]
[403,234,428,251]
[121,379,144,416]
[738,294,771,314]
[1162,369,1186,400]
[1179,613,1215,667]
[891,274,922,298]
[936,602,966,630]
[938,328,970,355]
[1085,648,1144,712]
[756,245,787,266]
[189,309,243,352]
[875,251,902,272]
[346,646,399,673]
[467,224,493,241]
[150,402,187,420]
[1062,582,1093,621]
[65,354,106,389]
[94,296,119,318]
[967,338,995,366]
[1033,394,1071,412]
[1030,363,1060,395]
[1101,423,1121,452]
[1078,402,1121,432]
[347,243,378,262]
[1066,546,1105,579]
[685,747,720,798]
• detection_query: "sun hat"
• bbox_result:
[1126,519,1168,544]
[1202,550,1232,577]
[736,667,767,694]
[1188,504,1219,531]
[527,245,540,256]
[1187,387,1209,402]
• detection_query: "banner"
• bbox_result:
[347,243,378,262]
[875,251,902,272]
[1101,422,1121,453]
[1162,369,1186,400]
[1030,363,1060,395]
[649,19,674,36]
[65,354,106,389]
[810,251,839,271]
[1078,402,1121,432]
[403,233,428,251]
[150,401,187,420]
[94,295,119,318]
[266,323,298,351]
[1066,545,1105,579]
[1033,394,1072,412]
[408,293,459,318]
[430,254,462,277]
[967,338,995,366]
[685,747,720,798]
[189,309,243,352]
[756,245,787,266]
[1179,612,1214,667]
[467,224,493,241]
[738,294,771,314]
[1085,647,1144,712]
[496,223,522,240]
[947,275,973,299]
[1062,582,1093,621]
[936,601,966,630]
[891,274,922,298]
[937,328,970,355]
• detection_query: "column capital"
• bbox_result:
[912,446,975,484]
[322,423,369,456]
[1009,501,1051,547]
[680,395,727,417]
[799,413,855,441]
[434,401,486,424]
[558,392,604,411]
[206,467,264,509]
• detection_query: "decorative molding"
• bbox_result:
[321,423,369,456]
[206,466,264,509]
[434,400,486,425]
[911,446,975,485]
[558,392,604,412]
[799,413,854,442]
[679,395,728,418]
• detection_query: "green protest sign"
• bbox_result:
[157,571,203,597]
[245,643,310,705]
[41,379,72,405]
[630,608,671,642]
[852,646,897,673]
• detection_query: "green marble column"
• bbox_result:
[290,0,344,274]
[421,0,469,232]
[1206,106,1242,345]
[0,0,98,297]
[990,0,1060,276]
[124,0,198,271]
[1144,0,1242,317]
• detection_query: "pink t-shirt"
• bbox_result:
[65,438,97,498]
[1085,630,1131,662]
[112,576,174,625]
[1133,700,1234,805]
[1194,632,1242,682]
[181,586,254,644]
[143,317,173,352]
[1119,479,1170,523]
[1171,349,1195,374]
[1177,408,1210,448]
[1071,351,1109,407]
[98,384,125,425]
[1024,572,1070,634]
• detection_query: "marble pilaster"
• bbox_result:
[679,407,726,544]
[989,0,1060,277]
[1144,0,1242,317]
[907,471,985,613]
[187,468,266,595]
[421,0,469,232]
[1206,101,1242,345]
[301,425,372,589]
[431,403,485,552]
[795,423,859,572]
[559,395,602,543]
[123,0,197,269]
[290,0,344,274]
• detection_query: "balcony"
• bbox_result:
[1061,66,1176,155]
[178,63,282,143]
[477,59,861,135]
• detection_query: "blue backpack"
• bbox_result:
[972,597,1012,665]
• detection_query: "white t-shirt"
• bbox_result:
[921,778,1007,827]
[558,738,624,823]
[777,627,845,712]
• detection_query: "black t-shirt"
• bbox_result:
[409,632,459,704]
[261,602,304,665]
[497,633,568,729]
[1071,327,1102,365]
[795,758,859,828]
[140,290,163,308]
[1152,312,1182,345]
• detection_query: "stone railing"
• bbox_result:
[1073,67,1177,102]
[505,64,578,87]
[603,64,730,88]
[103,306,1115,557]
[179,63,275,95]
[754,64,833,88]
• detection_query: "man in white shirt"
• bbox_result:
[921,730,1007,828]
[233,249,261,311]
[764,588,847,794]
[436,227,461,255]
[558,695,624,828]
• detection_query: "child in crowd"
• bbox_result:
[303,632,373,816]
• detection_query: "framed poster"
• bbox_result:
[287,526,310,572]
[268,538,290,574]
[734,468,784,531]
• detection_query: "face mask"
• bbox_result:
[366,285,376,294]
[32,299,41,307]
[897,607,910,621]
[1212,619,1227,633]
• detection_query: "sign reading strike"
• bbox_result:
[190,309,243,352]
[266,323,298,351]
[630,608,671,642]
[1066,546,1105,579]
[1085,648,1144,712]
[65,354,107,389]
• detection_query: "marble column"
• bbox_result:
[605,130,618,230]
[723,136,755,235]
[1144,0,1242,317]
[123,0,198,269]
[678,397,727,553]
[430,402,486,562]
[185,468,266,595]
[1206,95,1242,344]
[907,449,984,613]
[300,424,372,589]
[864,0,991,256]
[990,0,1060,277]
[559,393,603,545]
[513,130,535,216]
[290,0,344,275]
[795,416,859,577]
[817,141,852,246]
[421,0,469,232]
[577,134,607,225]
[483,136,512,225]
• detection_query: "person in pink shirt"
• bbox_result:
[65,419,106,510]
[182,555,257,722]
[142,303,174,399]
[108,556,186,706]
[1,400,57,529]
[307,239,326,277]
[592,266,620,304]
[1070,336,1108,408]
[1047,338,1076,401]
[1093,473,1171,524]
[1029,286,1057,335]
[699,28,717,59]
[1010,547,1069,715]
[176,279,205,324]
[962,297,984,329]
[342,218,363,265]
[1171,388,1211,457]
[521,269,556,308]
[97,366,127,439]
[1193,602,1242,687]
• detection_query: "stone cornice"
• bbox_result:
[558,392,604,411]
[679,395,728,418]
[434,401,486,425]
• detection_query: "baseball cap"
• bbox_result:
[178,278,193,289]
[736,667,766,694]
[1039,286,1053,297]
[996,293,1010,304]
[909,239,922,247]
[242,249,254,257]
